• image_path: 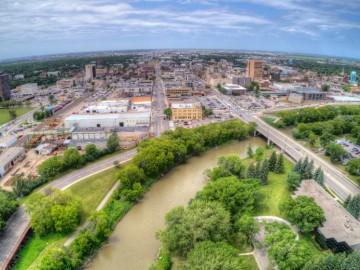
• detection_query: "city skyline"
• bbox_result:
[1,0,360,60]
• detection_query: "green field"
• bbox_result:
[68,166,122,222]
[0,108,35,125]
[14,165,123,269]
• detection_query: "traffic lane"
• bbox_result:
[255,120,358,199]
[46,148,137,190]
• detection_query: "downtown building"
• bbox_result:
[0,72,11,101]
[85,64,96,80]
[246,59,263,81]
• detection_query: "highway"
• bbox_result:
[214,91,360,201]
[151,64,170,137]
[45,148,137,190]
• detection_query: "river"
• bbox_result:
[88,137,266,270]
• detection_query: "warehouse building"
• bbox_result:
[171,102,202,121]
[0,147,26,177]
[0,135,17,148]
[293,180,360,253]
[64,112,150,129]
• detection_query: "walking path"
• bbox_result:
[0,148,136,270]
[64,181,120,247]
[249,216,299,270]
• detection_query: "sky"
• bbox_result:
[1,0,360,60]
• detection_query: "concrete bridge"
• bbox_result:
[240,113,359,201]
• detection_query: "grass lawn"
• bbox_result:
[242,148,293,218]
[0,107,35,125]
[260,117,276,125]
[298,233,329,258]
[12,233,67,270]
[68,166,123,222]
[232,233,254,253]
[15,165,123,269]
[241,255,259,270]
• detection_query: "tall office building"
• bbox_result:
[246,60,263,81]
[0,72,11,101]
[85,64,96,80]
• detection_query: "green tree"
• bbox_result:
[255,161,261,179]
[63,147,83,169]
[313,167,324,186]
[260,159,269,185]
[280,196,325,233]
[235,215,259,243]
[308,132,319,147]
[254,147,265,161]
[107,132,119,152]
[0,189,19,231]
[84,144,100,161]
[116,164,146,190]
[320,132,335,147]
[37,156,64,178]
[8,109,17,120]
[321,84,330,92]
[303,251,360,270]
[286,172,301,191]
[38,247,71,270]
[217,155,246,179]
[164,108,172,119]
[48,94,57,105]
[325,143,350,162]
[26,189,82,236]
[158,200,232,256]
[274,153,285,174]
[292,159,303,174]
[246,163,256,179]
[247,143,254,157]
[181,241,246,270]
[268,151,277,172]
[347,158,360,175]
[346,193,360,219]
[121,182,145,202]
[303,160,314,179]
[200,176,260,215]
[265,222,311,270]
[203,108,213,116]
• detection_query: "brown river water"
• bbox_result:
[87,137,266,270]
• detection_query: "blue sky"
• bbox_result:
[1,0,360,60]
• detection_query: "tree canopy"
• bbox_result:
[26,189,82,236]
[280,196,325,233]
[158,200,232,257]
[181,241,246,270]
[200,176,260,216]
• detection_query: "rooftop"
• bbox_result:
[223,84,246,90]
[131,96,152,103]
[0,135,17,144]
[0,147,25,167]
[293,180,360,247]
[65,112,150,121]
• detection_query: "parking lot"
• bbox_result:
[335,139,360,165]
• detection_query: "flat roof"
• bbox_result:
[131,96,152,103]
[0,135,17,144]
[293,180,360,247]
[0,147,25,167]
[223,84,246,90]
[65,112,150,121]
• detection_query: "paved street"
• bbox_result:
[46,148,137,190]
[151,64,170,137]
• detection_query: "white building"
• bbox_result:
[85,105,128,114]
[64,112,151,129]
[0,135,17,148]
[222,84,246,95]
[16,83,38,96]
[0,147,25,177]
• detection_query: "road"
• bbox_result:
[242,114,359,200]
[46,148,137,190]
[212,88,360,201]
[151,64,170,137]
[0,107,39,136]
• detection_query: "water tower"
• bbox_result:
[349,71,357,85]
